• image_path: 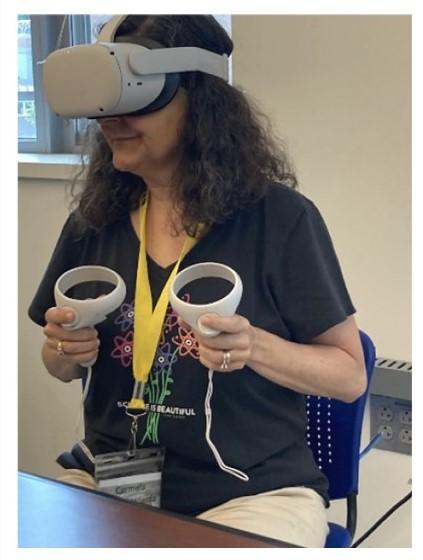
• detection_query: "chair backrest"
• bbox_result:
[306,331,376,500]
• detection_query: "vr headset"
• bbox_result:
[43,15,229,119]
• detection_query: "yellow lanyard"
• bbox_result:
[128,194,199,410]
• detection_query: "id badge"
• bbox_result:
[95,447,164,507]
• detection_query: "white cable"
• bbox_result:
[82,365,93,403]
[75,365,92,434]
[204,369,249,482]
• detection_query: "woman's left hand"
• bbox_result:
[177,313,256,372]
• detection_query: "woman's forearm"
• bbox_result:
[247,326,366,403]
[42,342,84,383]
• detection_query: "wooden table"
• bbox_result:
[18,471,298,547]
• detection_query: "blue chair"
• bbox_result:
[305,330,376,548]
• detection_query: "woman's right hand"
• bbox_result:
[43,306,100,367]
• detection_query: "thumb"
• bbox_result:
[45,306,75,325]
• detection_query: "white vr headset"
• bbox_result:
[43,15,229,119]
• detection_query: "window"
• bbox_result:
[18,16,68,153]
[18,16,36,141]
[18,15,231,154]
[17,15,111,154]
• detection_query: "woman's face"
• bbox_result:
[97,89,188,180]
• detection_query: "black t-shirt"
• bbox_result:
[29,182,355,515]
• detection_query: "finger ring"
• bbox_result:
[56,340,65,356]
[220,351,231,370]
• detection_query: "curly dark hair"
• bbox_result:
[72,15,297,236]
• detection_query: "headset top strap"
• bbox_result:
[129,47,228,81]
[97,15,128,42]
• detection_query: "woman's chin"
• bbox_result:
[112,154,141,174]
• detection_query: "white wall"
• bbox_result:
[19,15,411,547]
[19,174,84,478]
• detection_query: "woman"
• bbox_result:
[29,15,366,547]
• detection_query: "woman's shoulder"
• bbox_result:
[257,181,317,227]
[265,181,313,209]
[62,211,132,242]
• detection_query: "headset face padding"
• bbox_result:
[124,72,180,117]
[113,35,181,117]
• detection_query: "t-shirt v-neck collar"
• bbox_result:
[146,253,177,274]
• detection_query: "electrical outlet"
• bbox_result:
[399,428,412,445]
[399,410,412,425]
[378,406,393,422]
[370,394,412,455]
[377,424,393,440]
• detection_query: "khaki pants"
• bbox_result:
[197,486,328,548]
[57,470,328,548]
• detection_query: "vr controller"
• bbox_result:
[54,266,126,366]
[169,262,243,336]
